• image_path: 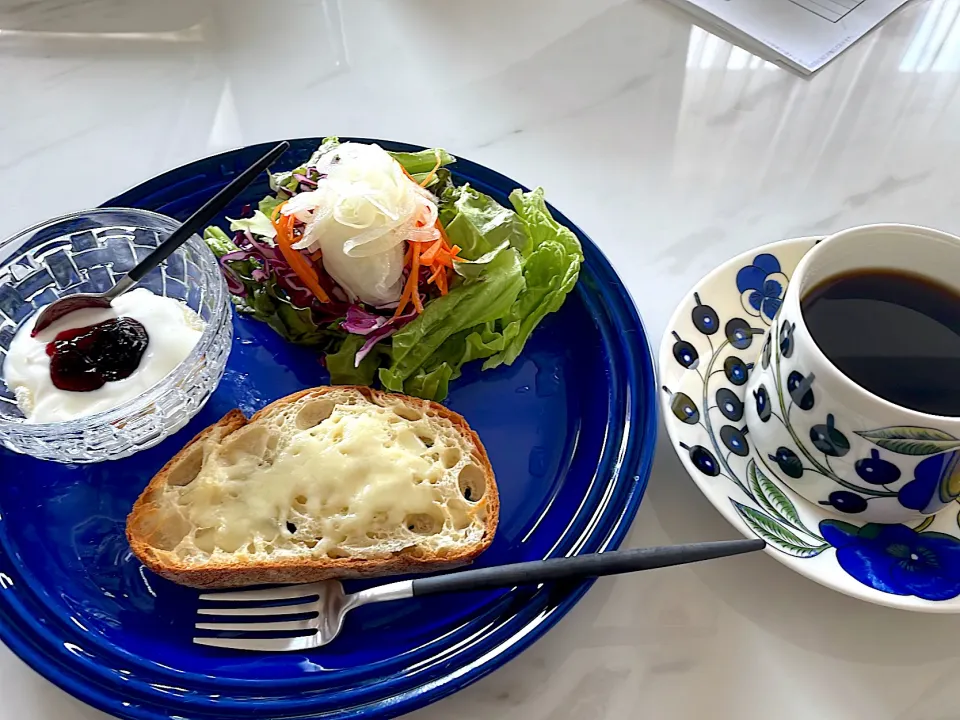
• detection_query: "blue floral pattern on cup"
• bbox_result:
[664,251,960,602]
[736,253,788,324]
[754,308,960,518]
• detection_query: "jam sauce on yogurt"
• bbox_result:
[46,317,149,392]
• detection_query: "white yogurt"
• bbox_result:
[3,288,205,423]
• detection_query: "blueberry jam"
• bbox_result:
[45,318,149,392]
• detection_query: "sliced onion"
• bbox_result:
[277,142,439,306]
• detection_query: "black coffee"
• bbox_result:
[801,269,960,416]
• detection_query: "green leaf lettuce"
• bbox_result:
[380,248,524,393]
[483,188,582,369]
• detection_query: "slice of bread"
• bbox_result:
[126,386,498,589]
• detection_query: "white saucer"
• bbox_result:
[660,237,960,612]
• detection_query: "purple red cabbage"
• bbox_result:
[219,264,246,295]
[218,230,348,318]
[341,303,419,367]
[293,173,318,188]
[341,305,388,335]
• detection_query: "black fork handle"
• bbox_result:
[410,538,765,597]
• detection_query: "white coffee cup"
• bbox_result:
[745,224,960,523]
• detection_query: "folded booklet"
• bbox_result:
[665,0,910,75]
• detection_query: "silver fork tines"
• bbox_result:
[198,583,325,603]
[195,618,316,633]
[193,579,414,652]
[196,601,317,617]
[194,635,322,652]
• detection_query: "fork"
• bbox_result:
[194,538,765,652]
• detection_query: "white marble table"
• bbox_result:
[3,0,960,718]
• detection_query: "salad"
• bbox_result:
[204,138,582,401]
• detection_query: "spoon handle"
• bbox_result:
[410,538,765,597]
[118,141,290,290]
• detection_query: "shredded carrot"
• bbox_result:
[310,249,323,262]
[271,203,330,304]
[395,265,417,317]
[391,164,463,307]
[418,150,443,188]
[395,242,424,317]
[280,212,295,239]
[429,266,448,285]
[434,218,451,244]
[420,238,444,266]
[410,242,423,312]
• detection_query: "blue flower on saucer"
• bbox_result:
[820,520,960,601]
[736,254,788,324]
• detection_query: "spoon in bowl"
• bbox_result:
[31,140,291,336]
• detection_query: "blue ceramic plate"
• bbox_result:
[0,139,656,719]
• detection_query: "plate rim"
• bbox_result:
[658,235,960,614]
[0,138,659,718]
